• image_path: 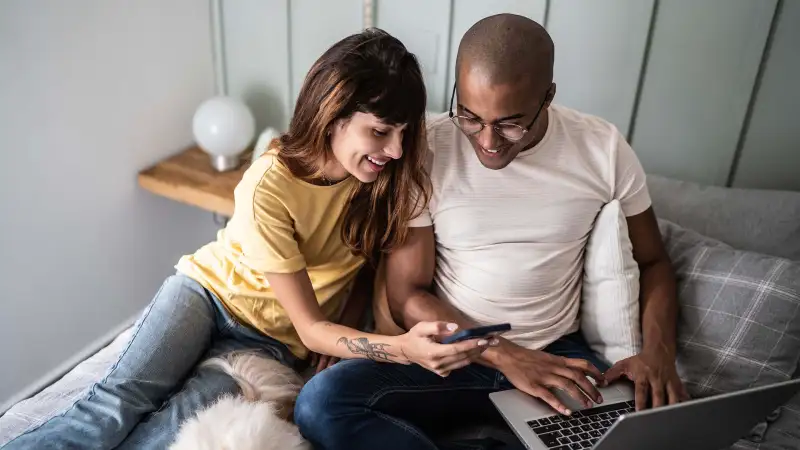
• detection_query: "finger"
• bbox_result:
[548,376,593,408]
[680,384,691,402]
[666,380,682,405]
[530,386,573,416]
[554,366,603,404]
[438,357,472,373]
[603,362,626,384]
[434,338,490,358]
[316,355,330,373]
[635,379,650,411]
[414,321,459,337]
[650,379,666,408]
[325,357,340,370]
[433,352,473,369]
[564,358,606,385]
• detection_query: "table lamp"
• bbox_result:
[192,96,256,171]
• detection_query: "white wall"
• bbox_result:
[0,0,219,405]
[221,0,799,191]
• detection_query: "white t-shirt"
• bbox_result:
[411,105,651,350]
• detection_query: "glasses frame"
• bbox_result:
[447,83,548,143]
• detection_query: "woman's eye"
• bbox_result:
[372,129,388,137]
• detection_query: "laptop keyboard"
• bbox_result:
[527,400,635,449]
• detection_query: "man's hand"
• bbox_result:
[494,341,606,416]
[604,350,689,411]
[310,353,339,373]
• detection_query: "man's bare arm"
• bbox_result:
[384,225,604,413]
[385,225,476,331]
[386,226,518,370]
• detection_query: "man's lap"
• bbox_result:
[296,331,606,433]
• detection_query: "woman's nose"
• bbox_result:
[384,133,403,159]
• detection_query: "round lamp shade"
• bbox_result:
[192,96,256,171]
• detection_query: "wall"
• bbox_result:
[0,0,219,406]
[219,0,799,191]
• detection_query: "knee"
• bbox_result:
[294,360,372,440]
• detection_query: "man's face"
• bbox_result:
[455,69,551,170]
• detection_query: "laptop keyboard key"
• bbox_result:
[539,417,551,425]
[581,442,592,448]
[569,435,582,443]
[600,420,612,428]
[579,433,590,440]
[553,447,569,450]
[562,429,573,436]
[568,419,582,428]
[532,424,562,434]
[560,422,571,429]
[590,430,602,438]
[570,444,582,450]
[539,432,560,447]
[591,423,602,430]
[579,417,590,425]
[571,427,583,434]
[559,437,571,445]
[581,425,593,432]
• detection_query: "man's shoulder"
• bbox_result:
[425,111,452,131]
[425,112,456,155]
[551,104,621,141]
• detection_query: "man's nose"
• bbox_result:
[476,126,501,150]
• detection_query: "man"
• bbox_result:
[295,14,688,450]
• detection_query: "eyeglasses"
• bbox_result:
[447,84,548,142]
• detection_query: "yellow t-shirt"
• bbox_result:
[176,151,365,359]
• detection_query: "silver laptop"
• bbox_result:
[490,378,800,450]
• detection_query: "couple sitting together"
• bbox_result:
[6,14,689,450]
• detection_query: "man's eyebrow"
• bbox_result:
[459,105,525,122]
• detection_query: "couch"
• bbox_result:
[1,174,798,449]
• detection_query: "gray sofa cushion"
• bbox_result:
[648,174,800,261]
[660,219,800,448]
[660,219,800,395]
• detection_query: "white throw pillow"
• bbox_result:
[581,200,642,365]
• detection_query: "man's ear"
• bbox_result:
[546,82,557,106]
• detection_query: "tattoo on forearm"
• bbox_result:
[337,337,396,362]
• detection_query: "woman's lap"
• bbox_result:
[2,274,299,450]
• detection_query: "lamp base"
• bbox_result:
[209,154,241,172]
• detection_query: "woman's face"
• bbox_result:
[327,112,407,183]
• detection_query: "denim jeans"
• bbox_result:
[3,274,300,450]
[295,332,609,450]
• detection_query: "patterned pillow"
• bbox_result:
[659,219,800,397]
[659,219,800,448]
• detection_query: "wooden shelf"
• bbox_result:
[138,146,250,217]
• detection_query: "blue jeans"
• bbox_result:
[3,274,300,450]
[295,332,608,450]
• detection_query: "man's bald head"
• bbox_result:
[456,14,554,87]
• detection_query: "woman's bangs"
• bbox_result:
[357,72,426,126]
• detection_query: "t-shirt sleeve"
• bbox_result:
[613,129,652,217]
[234,163,306,274]
[409,124,437,228]
[409,203,433,227]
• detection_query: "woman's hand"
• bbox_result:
[398,321,497,377]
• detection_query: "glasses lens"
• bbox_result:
[495,124,525,141]
[454,116,483,135]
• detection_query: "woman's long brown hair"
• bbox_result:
[273,28,430,260]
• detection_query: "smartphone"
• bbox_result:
[440,323,511,345]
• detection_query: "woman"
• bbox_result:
[3,29,491,450]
